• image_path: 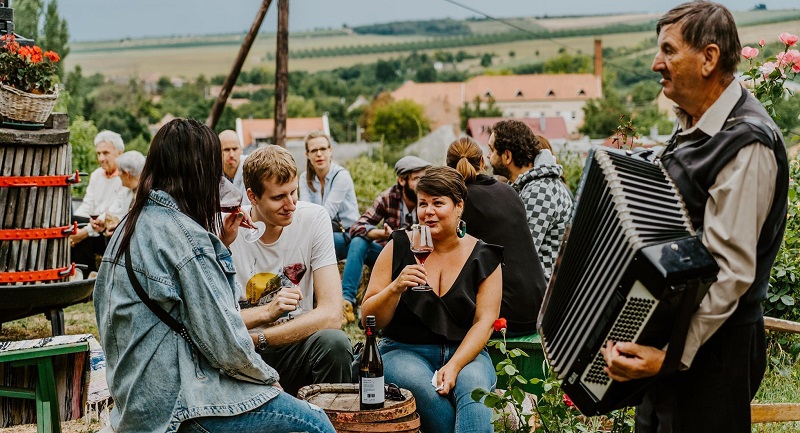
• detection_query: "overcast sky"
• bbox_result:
[55,0,799,42]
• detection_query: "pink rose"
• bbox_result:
[760,39,766,47]
[760,61,777,79]
[780,32,799,47]
[789,49,800,73]
[741,46,759,60]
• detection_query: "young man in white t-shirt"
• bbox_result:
[229,145,352,396]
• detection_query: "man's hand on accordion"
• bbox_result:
[601,340,666,382]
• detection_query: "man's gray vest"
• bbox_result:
[660,88,788,324]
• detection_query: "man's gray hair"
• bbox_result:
[94,130,125,153]
[116,151,146,177]
[657,1,741,75]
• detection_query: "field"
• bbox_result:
[63,10,800,79]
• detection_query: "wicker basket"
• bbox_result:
[0,82,58,124]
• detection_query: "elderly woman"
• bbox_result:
[99,150,145,236]
[94,118,335,433]
[298,131,359,261]
[361,166,502,433]
[447,137,547,335]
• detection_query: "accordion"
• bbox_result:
[538,147,719,415]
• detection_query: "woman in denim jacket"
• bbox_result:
[94,118,335,433]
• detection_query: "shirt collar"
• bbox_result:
[674,80,742,137]
[148,190,180,210]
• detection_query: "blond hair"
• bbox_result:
[243,145,297,198]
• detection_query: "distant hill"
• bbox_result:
[352,19,471,36]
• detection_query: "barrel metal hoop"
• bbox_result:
[0,264,76,283]
[0,222,77,240]
[0,171,82,188]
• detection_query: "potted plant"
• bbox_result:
[0,33,60,126]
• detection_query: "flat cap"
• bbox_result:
[394,155,431,176]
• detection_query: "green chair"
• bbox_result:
[0,340,90,433]
[487,333,547,395]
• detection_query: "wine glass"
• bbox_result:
[219,177,265,242]
[283,262,307,318]
[410,224,433,291]
[87,212,101,237]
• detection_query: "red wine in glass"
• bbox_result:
[410,225,433,291]
[283,263,307,318]
[219,177,265,242]
[412,248,432,265]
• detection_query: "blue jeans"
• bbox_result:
[333,231,348,261]
[177,392,335,433]
[341,236,383,304]
[379,338,496,433]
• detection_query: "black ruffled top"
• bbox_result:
[382,230,503,344]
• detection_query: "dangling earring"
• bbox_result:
[457,219,467,238]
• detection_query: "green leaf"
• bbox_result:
[504,364,518,376]
[781,295,795,306]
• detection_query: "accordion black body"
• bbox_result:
[538,147,719,415]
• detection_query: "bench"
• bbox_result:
[487,333,546,395]
[751,317,800,424]
[0,335,92,433]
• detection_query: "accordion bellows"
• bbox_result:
[538,147,719,415]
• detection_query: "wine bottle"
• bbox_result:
[359,315,384,410]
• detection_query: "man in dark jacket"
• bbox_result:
[602,2,788,431]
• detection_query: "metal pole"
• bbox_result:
[273,0,289,147]
[205,0,274,130]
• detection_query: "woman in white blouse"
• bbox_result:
[298,131,359,261]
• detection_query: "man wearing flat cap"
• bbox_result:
[341,156,432,317]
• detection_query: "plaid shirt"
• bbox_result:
[349,184,413,246]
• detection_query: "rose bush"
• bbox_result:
[0,34,60,95]
[741,32,799,118]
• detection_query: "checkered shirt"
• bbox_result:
[512,163,574,281]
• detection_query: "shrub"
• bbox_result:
[344,156,396,213]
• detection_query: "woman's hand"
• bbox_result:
[390,264,427,293]
[435,362,461,395]
[220,211,245,247]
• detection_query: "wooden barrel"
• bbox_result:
[0,114,91,332]
[297,383,420,433]
[0,114,72,277]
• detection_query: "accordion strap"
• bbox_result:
[659,279,700,374]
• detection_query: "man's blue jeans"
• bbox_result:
[379,338,496,433]
[177,392,336,433]
[341,236,382,304]
[333,232,348,261]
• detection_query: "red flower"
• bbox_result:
[563,394,575,408]
[493,318,507,332]
[44,51,60,63]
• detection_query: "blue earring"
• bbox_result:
[457,219,467,238]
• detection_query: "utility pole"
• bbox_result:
[273,0,289,147]
[206,0,273,130]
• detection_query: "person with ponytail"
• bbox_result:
[446,137,547,335]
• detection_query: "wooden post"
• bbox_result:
[205,0,274,130]
[273,0,289,147]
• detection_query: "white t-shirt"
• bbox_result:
[230,201,337,316]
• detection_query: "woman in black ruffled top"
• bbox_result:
[361,166,502,433]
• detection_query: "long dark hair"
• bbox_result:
[114,118,223,261]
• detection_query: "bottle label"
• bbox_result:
[360,376,384,405]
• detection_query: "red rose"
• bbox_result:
[563,394,575,408]
[493,318,507,332]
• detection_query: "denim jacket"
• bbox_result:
[95,190,280,433]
